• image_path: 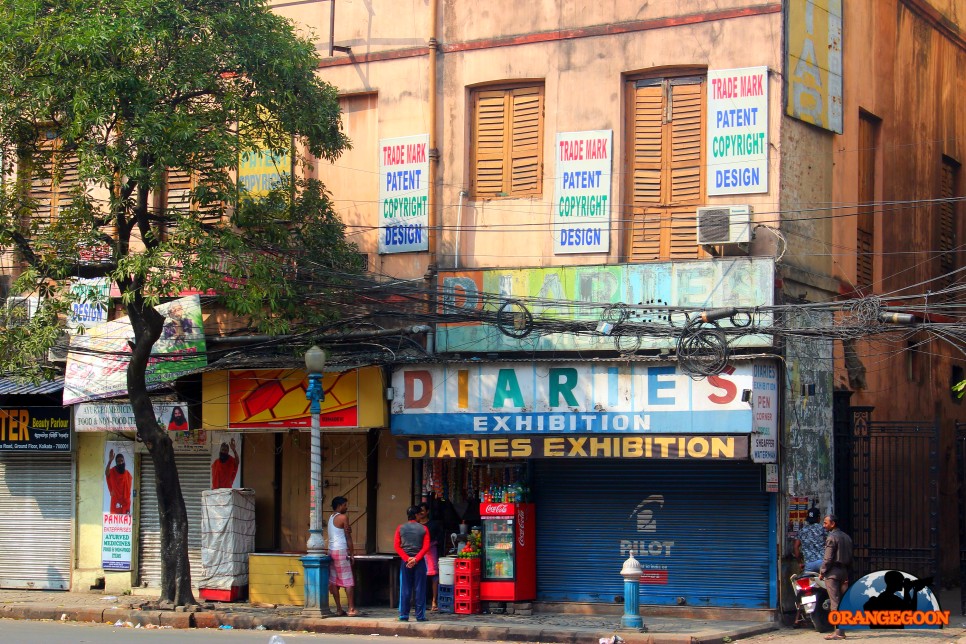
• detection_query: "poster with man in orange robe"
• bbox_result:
[102,441,135,570]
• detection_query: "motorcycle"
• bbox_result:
[789,571,833,632]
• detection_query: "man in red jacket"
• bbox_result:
[394,505,430,622]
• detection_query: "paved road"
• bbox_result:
[0,620,476,644]
[742,624,966,643]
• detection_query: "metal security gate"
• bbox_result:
[957,421,966,616]
[835,409,939,583]
[138,453,208,588]
[0,454,72,589]
[532,460,774,608]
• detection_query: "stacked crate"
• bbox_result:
[453,558,481,614]
[437,584,454,613]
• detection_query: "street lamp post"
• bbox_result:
[301,345,331,616]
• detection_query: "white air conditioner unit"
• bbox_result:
[5,296,39,321]
[696,205,752,245]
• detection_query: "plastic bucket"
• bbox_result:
[438,556,456,585]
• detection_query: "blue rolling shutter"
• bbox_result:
[532,460,775,608]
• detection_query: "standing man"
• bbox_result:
[211,439,239,489]
[105,449,132,515]
[394,505,430,622]
[819,514,853,641]
[794,507,826,573]
[328,496,357,616]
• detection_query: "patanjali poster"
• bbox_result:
[102,441,135,571]
[553,130,612,254]
[378,134,429,254]
[209,431,242,489]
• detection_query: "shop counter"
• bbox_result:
[248,552,400,607]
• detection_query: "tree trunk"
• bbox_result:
[126,299,197,606]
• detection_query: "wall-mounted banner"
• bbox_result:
[436,259,775,353]
[707,66,769,195]
[785,0,843,133]
[378,134,429,254]
[64,295,207,405]
[399,435,749,460]
[0,407,71,453]
[102,441,135,571]
[68,277,110,332]
[228,369,360,429]
[751,362,779,463]
[553,130,612,254]
[75,401,190,432]
[238,147,291,198]
[391,361,775,436]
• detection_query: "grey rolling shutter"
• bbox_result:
[138,453,209,588]
[0,454,73,589]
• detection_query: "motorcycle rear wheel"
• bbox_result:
[810,595,833,633]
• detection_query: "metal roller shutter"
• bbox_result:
[532,460,774,608]
[138,453,209,588]
[0,454,72,589]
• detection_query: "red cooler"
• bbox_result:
[479,502,536,601]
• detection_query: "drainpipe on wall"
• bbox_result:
[454,189,467,268]
[426,0,440,271]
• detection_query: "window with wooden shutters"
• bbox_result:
[27,130,79,228]
[471,85,544,199]
[159,166,225,240]
[938,157,960,299]
[856,112,880,292]
[626,76,706,261]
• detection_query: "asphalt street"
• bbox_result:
[0,620,476,644]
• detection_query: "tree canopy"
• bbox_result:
[0,0,361,604]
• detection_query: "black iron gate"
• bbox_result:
[956,421,966,615]
[834,407,940,583]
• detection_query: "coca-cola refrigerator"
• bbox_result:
[479,502,536,601]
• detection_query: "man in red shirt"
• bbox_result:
[211,439,239,488]
[105,449,132,515]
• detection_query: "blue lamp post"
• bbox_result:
[301,345,331,616]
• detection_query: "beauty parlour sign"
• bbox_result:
[399,435,749,460]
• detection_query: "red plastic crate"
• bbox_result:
[455,584,480,600]
[454,558,481,573]
[199,586,246,602]
[454,572,480,587]
[454,598,481,615]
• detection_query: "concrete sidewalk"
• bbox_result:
[0,589,779,643]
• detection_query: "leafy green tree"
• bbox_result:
[0,0,361,605]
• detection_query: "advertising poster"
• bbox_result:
[378,134,429,254]
[228,368,359,429]
[67,277,110,332]
[553,130,612,254]
[64,295,207,404]
[706,67,769,195]
[102,441,135,571]
[0,407,71,453]
[209,431,242,489]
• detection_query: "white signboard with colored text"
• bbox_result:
[379,134,429,254]
[750,362,779,463]
[553,130,612,254]
[391,360,779,437]
[707,67,769,195]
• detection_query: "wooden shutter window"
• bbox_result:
[938,159,958,298]
[28,132,80,227]
[856,113,878,292]
[472,85,544,199]
[626,76,706,262]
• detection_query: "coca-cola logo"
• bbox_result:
[517,508,526,547]
[485,503,509,514]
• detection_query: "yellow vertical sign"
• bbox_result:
[786,0,843,133]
